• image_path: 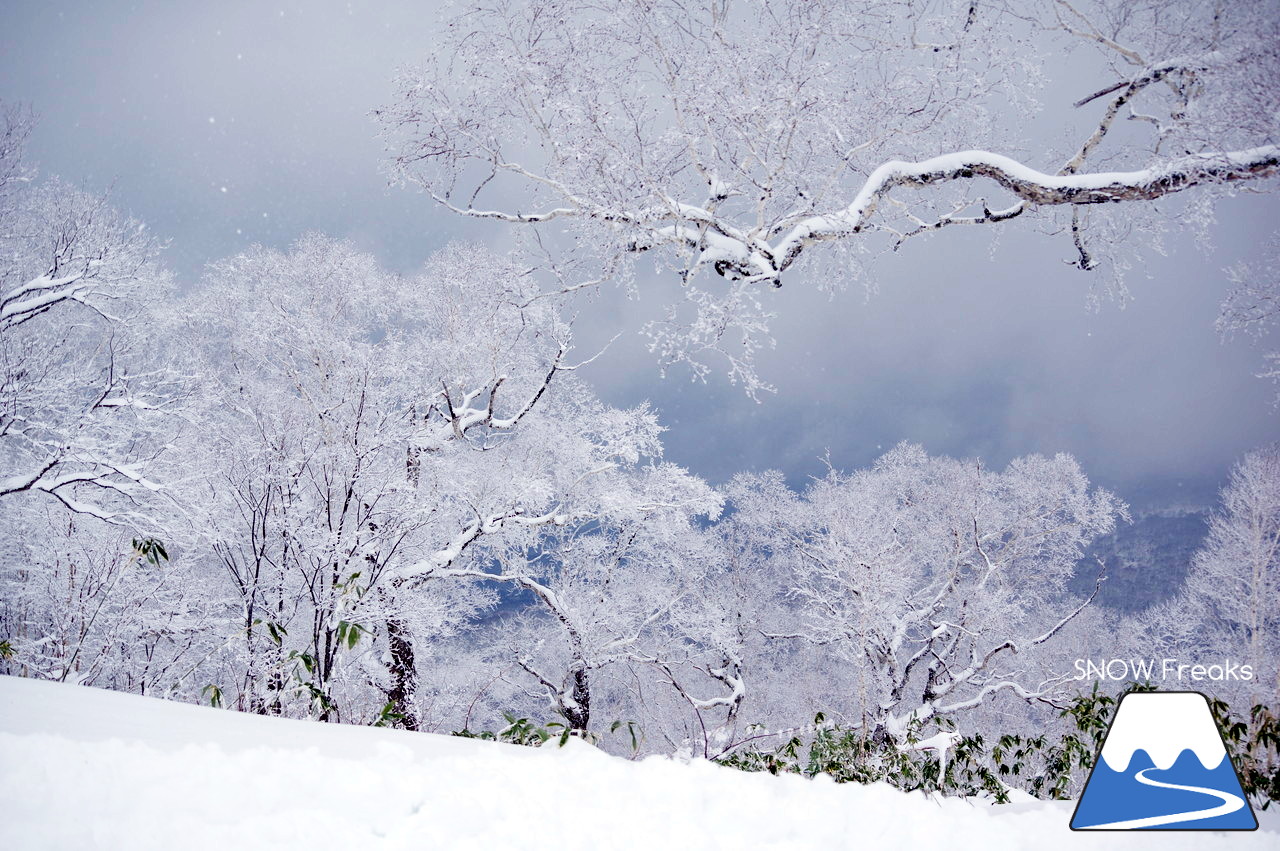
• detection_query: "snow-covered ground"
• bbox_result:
[1,676,1275,850]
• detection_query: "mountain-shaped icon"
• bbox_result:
[1071,691,1258,830]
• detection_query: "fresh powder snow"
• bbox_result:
[1,676,1275,850]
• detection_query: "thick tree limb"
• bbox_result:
[774,145,1280,273]
[430,144,1279,290]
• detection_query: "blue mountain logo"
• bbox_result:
[1071,691,1257,830]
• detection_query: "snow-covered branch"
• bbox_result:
[773,146,1279,274]
[381,0,1280,392]
[0,107,174,523]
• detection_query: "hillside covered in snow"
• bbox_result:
[1,676,1274,850]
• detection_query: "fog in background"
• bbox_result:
[3,0,1277,509]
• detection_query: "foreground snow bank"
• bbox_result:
[1,677,1274,850]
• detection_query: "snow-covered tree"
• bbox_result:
[0,104,176,520]
[1218,239,1280,400]
[179,237,542,720]
[438,469,720,735]
[177,235,705,730]
[376,244,719,731]
[0,506,215,694]
[647,519,781,757]
[725,444,1125,743]
[379,0,1280,394]
[1168,445,1278,707]
[0,104,189,693]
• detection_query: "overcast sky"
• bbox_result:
[3,0,1276,509]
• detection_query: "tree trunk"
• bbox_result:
[562,664,590,735]
[385,613,420,731]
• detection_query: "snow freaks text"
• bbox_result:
[1074,659,1255,682]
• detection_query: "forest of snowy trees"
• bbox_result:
[2,0,1278,805]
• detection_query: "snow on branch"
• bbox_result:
[774,146,1280,272]
[391,508,567,584]
[378,0,1280,393]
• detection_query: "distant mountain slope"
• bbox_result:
[1070,509,1209,613]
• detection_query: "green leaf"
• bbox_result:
[337,620,364,649]
[131,537,171,566]
[201,684,223,708]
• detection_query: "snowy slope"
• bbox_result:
[1,677,1275,850]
